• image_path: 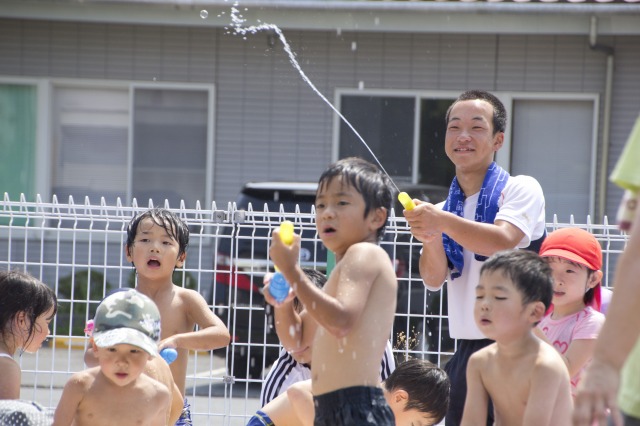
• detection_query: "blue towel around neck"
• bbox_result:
[442,162,510,279]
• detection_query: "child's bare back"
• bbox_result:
[56,367,170,426]
[467,338,572,426]
[311,242,397,395]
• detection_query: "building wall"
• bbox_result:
[1,18,638,216]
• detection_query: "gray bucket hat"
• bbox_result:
[92,289,161,357]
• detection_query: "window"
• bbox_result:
[51,83,214,208]
[0,83,37,201]
[337,92,455,189]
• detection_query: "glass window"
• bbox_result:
[339,95,415,181]
[132,88,208,208]
[51,84,212,208]
[52,86,129,204]
[339,94,454,188]
[0,83,37,201]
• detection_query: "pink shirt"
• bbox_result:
[538,306,605,394]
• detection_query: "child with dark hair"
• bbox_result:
[0,270,57,399]
[461,250,572,426]
[260,267,395,406]
[266,157,398,426]
[249,358,449,426]
[124,207,230,425]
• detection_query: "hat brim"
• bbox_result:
[93,328,159,357]
[540,248,599,271]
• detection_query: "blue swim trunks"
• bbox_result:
[246,410,275,426]
[174,398,192,426]
[314,386,395,426]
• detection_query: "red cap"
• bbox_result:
[540,227,603,310]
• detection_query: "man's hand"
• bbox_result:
[403,199,443,244]
[573,358,624,426]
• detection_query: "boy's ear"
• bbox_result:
[529,301,546,324]
[369,206,388,230]
[125,244,133,263]
[393,389,409,405]
[90,338,99,352]
[176,252,186,268]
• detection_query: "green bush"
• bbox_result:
[55,270,110,337]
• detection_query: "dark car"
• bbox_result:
[213,181,453,380]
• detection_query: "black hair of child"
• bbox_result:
[317,157,393,241]
[383,358,450,425]
[480,250,553,311]
[126,208,190,258]
[0,270,57,351]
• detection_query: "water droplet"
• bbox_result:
[200,10,208,19]
[152,77,157,81]
[336,28,342,36]
[311,301,317,310]
[351,41,357,51]
[358,81,364,90]
[352,351,357,359]
[289,325,296,337]
[374,17,380,26]
[338,347,344,354]
[367,412,375,423]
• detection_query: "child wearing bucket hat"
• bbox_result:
[536,227,606,396]
[53,289,171,426]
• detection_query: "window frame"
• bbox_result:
[333,88,599,217]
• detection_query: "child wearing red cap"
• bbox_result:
[537,227,606,396]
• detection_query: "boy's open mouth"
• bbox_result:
[147,259,161,267]
[323,226,336,234]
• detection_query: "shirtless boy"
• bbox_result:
[461,250,573,426]
[53,290,170,426]
[124,208,230,424]
[267,157,398,425]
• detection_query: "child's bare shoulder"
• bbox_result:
[534,341,569,373]
[469,342,497,365]
[67,367,99,392]
[344,242,391,263]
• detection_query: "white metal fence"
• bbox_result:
[0,194,630,425]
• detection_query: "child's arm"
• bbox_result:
[272,236,382,337]
[0,357,21,399]
[149,382,171,426]
[460,354,489,426]
[161,289,230,351]
[522,361,571,426]
[52,372,88,426]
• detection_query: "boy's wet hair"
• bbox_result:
[480,250,553,311]
[316,157,393,240]
[0,270,58,351]
[445,89,507,135]
[383,358,450,425]
[126,208,190,257]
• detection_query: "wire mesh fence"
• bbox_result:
[0,194,629,424]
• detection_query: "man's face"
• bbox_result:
[444,99,503,173]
